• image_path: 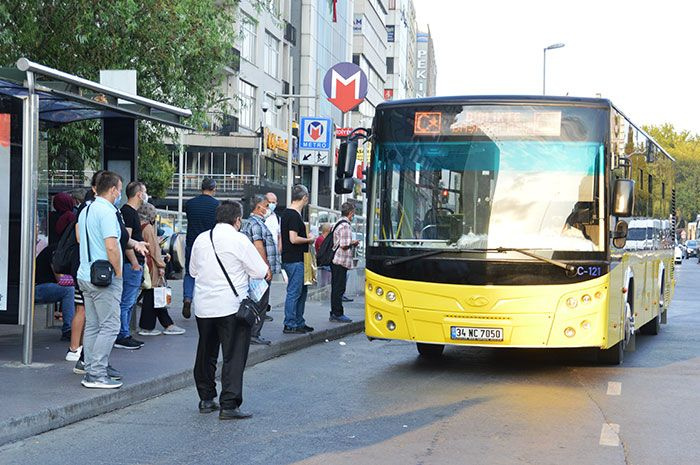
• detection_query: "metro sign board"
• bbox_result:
[323,62,368,113]
[300,117,332,150]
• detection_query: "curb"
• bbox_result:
[0,320,363,447]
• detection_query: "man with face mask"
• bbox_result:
[264,192,281,252]
[241,194,277,345]
[280,185,315,334]
[75,171,125,388]
[114,181,149,350]
[189,200,269,419]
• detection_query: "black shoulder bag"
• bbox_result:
[85,204,114,287]
[210,228,262,327]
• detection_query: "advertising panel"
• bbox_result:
[0,114,9,311]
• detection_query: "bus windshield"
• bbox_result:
[370,104,608,252]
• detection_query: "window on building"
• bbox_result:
[386,57,394,74]
[264,94,279,128]
[238,80,256,129]
[352,54,360,65]
[264,31,280,78]
[240,14,257,63]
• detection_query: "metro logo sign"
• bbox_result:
[323,62,368,113]
[307,121,324,141]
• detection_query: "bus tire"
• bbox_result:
[416,343,445,358]
[598,341,623,365]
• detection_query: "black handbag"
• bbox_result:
[85,204,114,287]
[210,229,262,327]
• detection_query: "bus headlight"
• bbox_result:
[580,320,591,330]
[386,291,396,302]
[564,327,576,338]
[374,312,383,321]
[387,321,396,331]
[566,297,578,309]
[376,287,384,296]
[582,294,592,304]
[368,283,373,292]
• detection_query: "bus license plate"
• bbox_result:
[451,326,503,341]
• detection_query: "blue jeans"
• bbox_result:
[184,248,194,301]
[118,264,143,340]
[35,283,75,334]
[283,262,307,328]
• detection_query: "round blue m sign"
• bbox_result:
[323,62,368,112]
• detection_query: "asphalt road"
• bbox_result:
[1,262,698,465]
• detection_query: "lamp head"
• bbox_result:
[261,101,270,113]
[545,43,565,50]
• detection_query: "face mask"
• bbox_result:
[263,207,272,219]
[142,193,149,204]
[113,191,122,206]
[268,202,276,213]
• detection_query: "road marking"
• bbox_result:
[599,423,621,446]
[607,381,622,396]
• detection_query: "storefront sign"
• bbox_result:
[335,127,353,138]
[353,14,363,34]
[265,128,289,155]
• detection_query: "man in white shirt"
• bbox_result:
[264,192,281,252]
[189,200,269,420]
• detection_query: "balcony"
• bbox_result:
[47,169,96,189]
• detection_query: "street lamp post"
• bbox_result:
[543,43,565,95]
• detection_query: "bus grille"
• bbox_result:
[445,314,512,321]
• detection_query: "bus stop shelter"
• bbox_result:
[0,58,191,364]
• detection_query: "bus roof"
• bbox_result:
[375,95,674,162]
[376,95,612,109]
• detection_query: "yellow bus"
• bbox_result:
[336,96,675,364]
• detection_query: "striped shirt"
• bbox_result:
[332,219,354,269]
[242,214,281,274]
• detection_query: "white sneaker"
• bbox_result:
[138,328,162,336]
[66,346,82,362]
[163,325,186,335]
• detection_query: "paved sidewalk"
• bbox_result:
[0,275,365,446]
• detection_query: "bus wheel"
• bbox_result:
[416,343,445,358]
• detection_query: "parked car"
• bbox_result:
[675,246,684,264]
[686,239,698,258]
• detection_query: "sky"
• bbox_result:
[412,0,700,134]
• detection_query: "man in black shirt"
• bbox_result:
[281,185,315,334]
[115,181,148,350]
[182,178,220,319]
[35,244,75,340]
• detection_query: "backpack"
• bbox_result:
[317,220,345,267]
[51,218,79,275]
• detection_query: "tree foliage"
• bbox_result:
[0,0,240,197]
[644,123,700,223]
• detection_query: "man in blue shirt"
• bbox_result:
[76,171,124,389]
[182,178,220,319]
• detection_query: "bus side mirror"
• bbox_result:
[612,179,634,217]
[336,141,357,179]
[612,220,628,249]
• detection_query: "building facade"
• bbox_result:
[415,27,437,97]
[384,0,417,101]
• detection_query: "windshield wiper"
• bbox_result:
[384,247,576,274]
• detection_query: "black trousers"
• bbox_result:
[331,263,348,317]
[194,314,251,409]
[251,281,271,338]
[138,289,174,330]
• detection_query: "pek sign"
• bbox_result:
[323,62,368,113]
